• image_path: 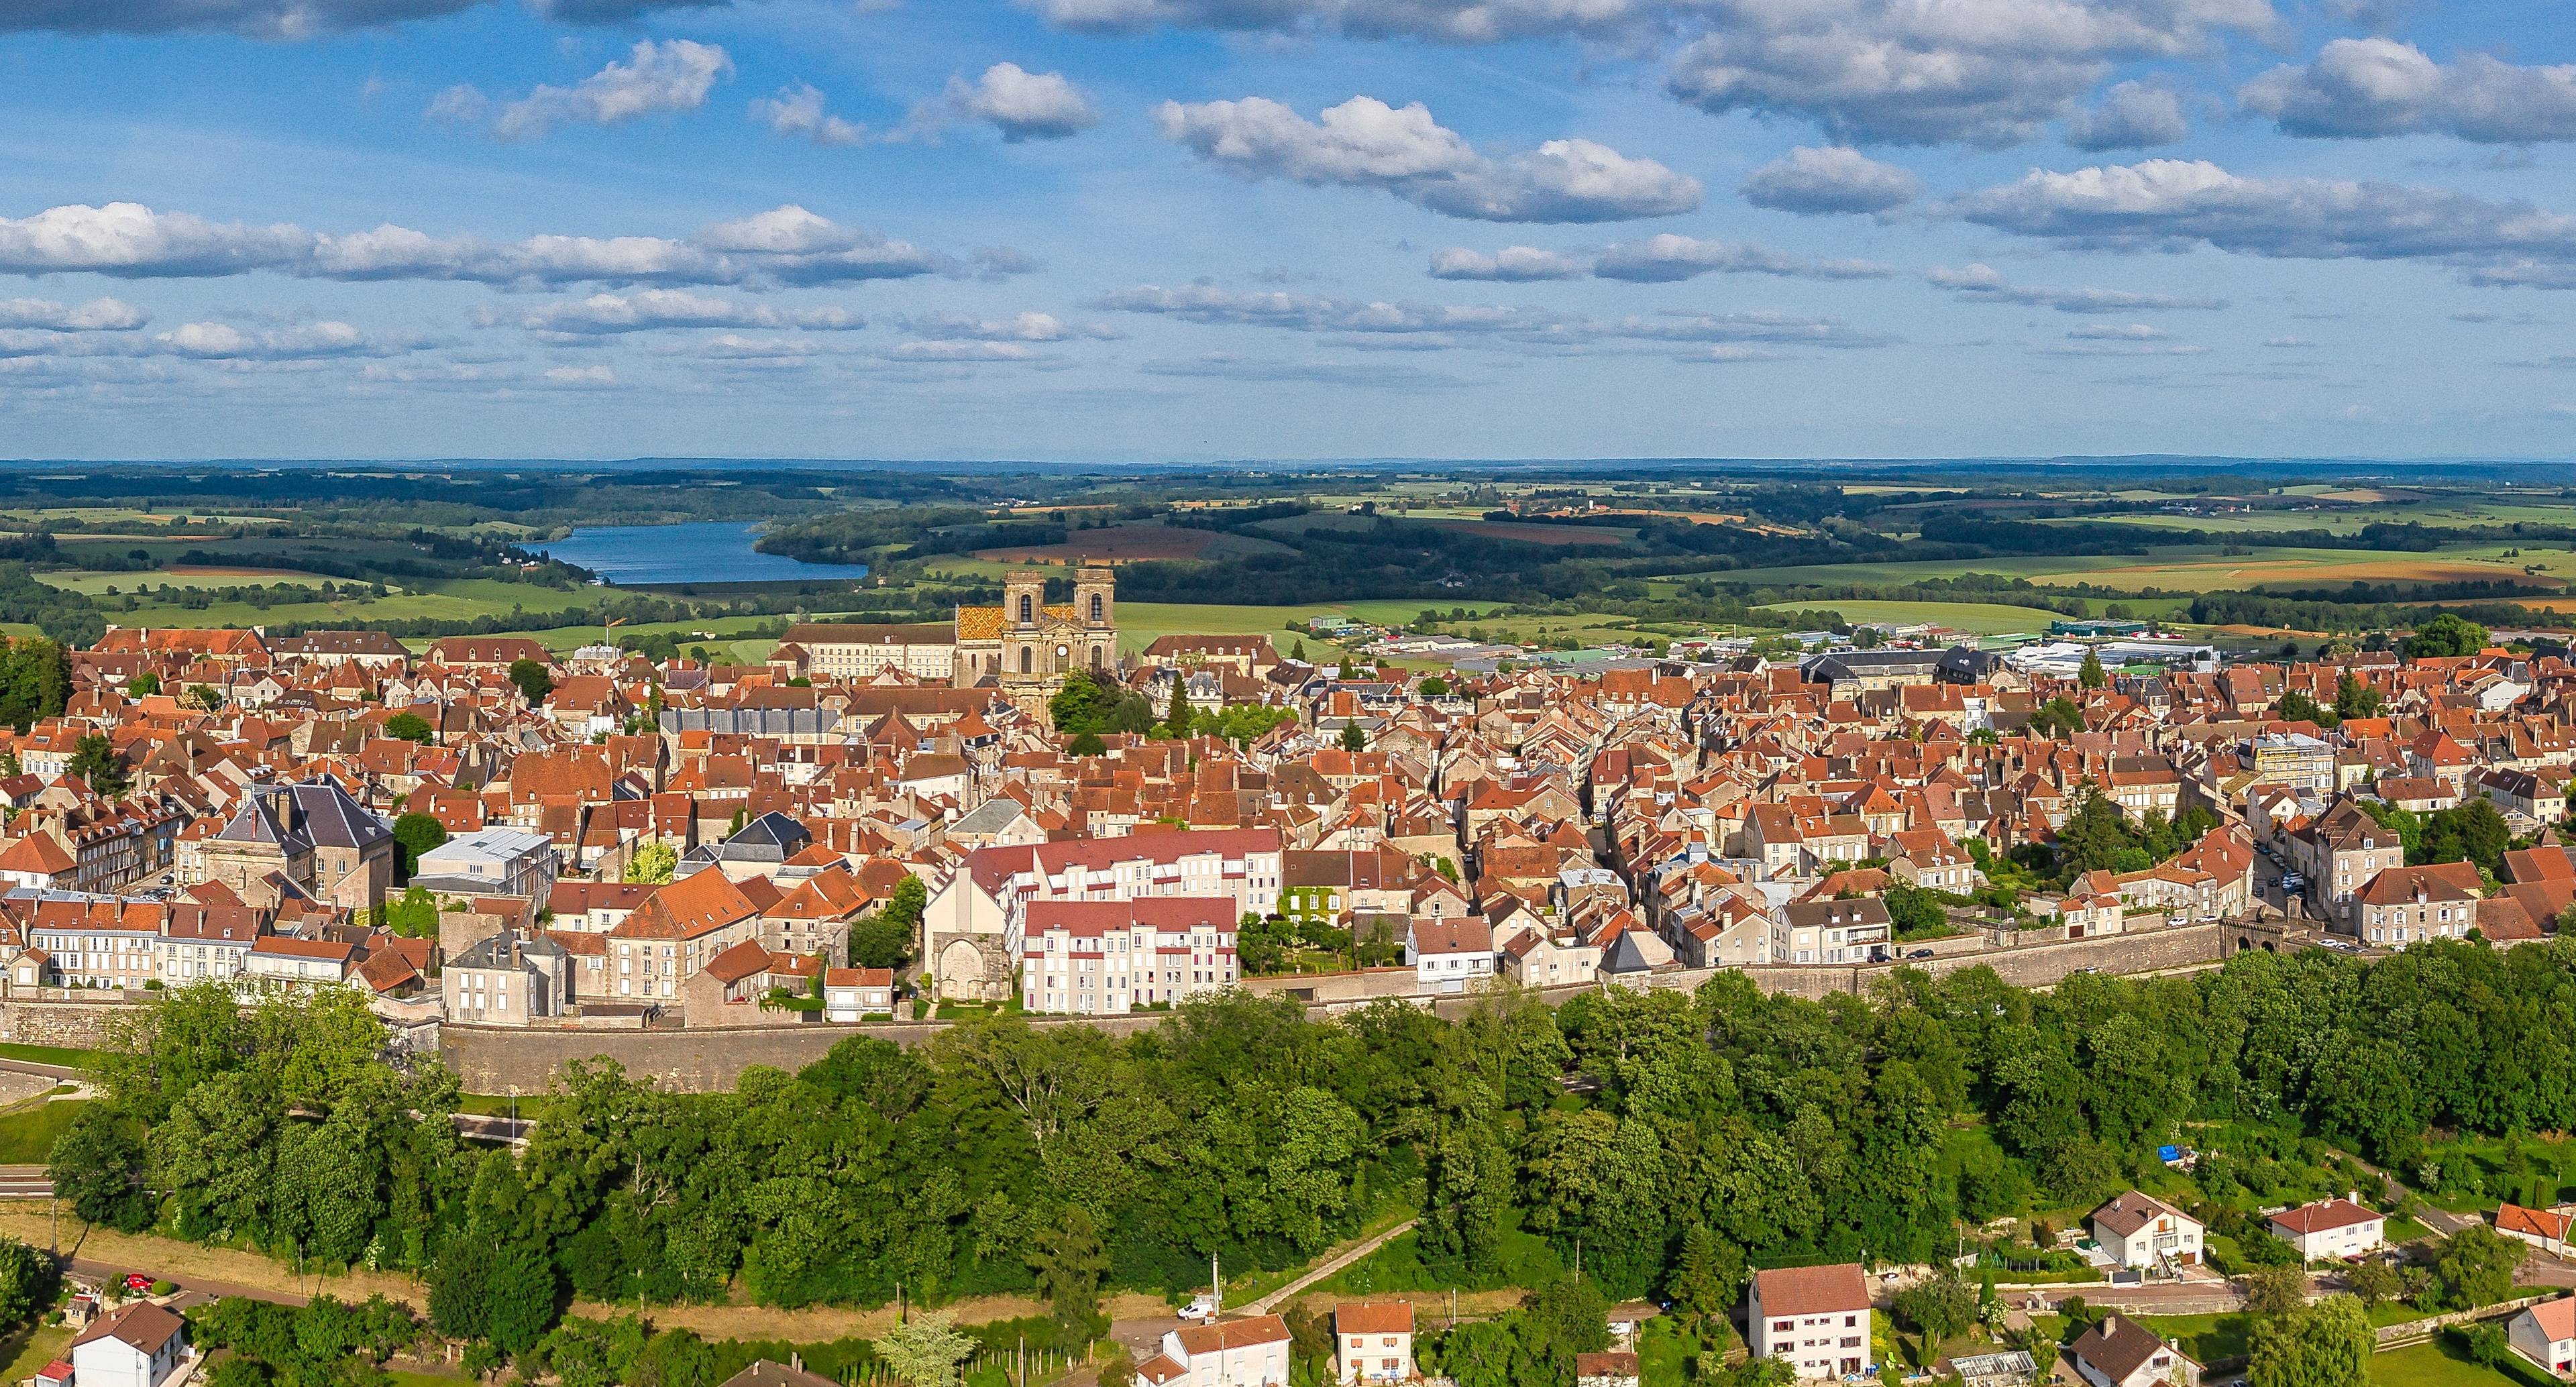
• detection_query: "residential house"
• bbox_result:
[1747,1264,1872,1379]
[823,966,895,1021]
[1405,916,1494,995]
[1334,1301,1414,1386]
[2267,1197,2385,1260]
[70,1300,189,1387]
[2065,1314,2198,1387]
[2508,1297,2576,1378]
[1140,1316,1292,1387]
[2088,1191,2204,1270]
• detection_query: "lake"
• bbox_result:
[530,521,865,586]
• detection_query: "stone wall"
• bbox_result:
[439,1012,1171,1093]
[0,997,132,1050]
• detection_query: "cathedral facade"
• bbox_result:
[776,565,1117,722]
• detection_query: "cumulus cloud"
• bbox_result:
[1666,0,2274,146]
[433,40,731,140]
[1924,262,2226,312]
[2240,39,2576,143]
[1426,237,1885,282]
[2064,323,2168,339]
[155,319,414,359]
[1155,95,1700,222]
[1427,246,1587,280]
[1090,282,1886,352]
[896,311,1120,341]
[943,63,1099,141]
[0,201,973,288]
[1591,234,1891,282]
[1014,0,1666,44]
[0,297,149,331]
[2066,80,2188,150]
[542,364,620,386]
[1943,158,2576,287]
[751,83,865,146]
[508,289,865,334]
[1739,146,1918,214]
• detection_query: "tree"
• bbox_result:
[2245,1264,2309,1320]
[2248,1294,2369,1387]
[384,712,435,744]
[66,731,127,797]
[1419,676,1450,696]
[872,1311,975,1387]
[2428,1225,2525,1311]
[187,683,223,712]
[1340,722,1366,753]
[128,670,160,698]
[1666,1224,1741,1327]
[48,1105,149,1230]
[2420,799,2511,875]
[2078,649,2106,689]
[2404,613,2488,659]
[0,1236,54,1327]
[506,657,554,704]
[1894,1270,1976,1359]
[484,1239,563,1356]
[1884,883,1948,938]
[392,812,449,877]
[849,916,914,970]
[623,841,677,885]
[1164,675,1190,736]
[2275,691,2337,728]
[1028,1205,1110,1334]
[1068,731,1107,757]
[2343,1257,2402,1309]
[2334,667,2383,720]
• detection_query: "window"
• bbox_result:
[1018,594,1034,623]
[1020,647,1033,674]
[1090,593,1104,622]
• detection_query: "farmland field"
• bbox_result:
[89,577,599,630]
[1701,545,2566,594]
[973,520,1295,565]
[40,565,341,594]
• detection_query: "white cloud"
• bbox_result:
[1591,233,1891,281]
[0,297,148,331]
[2065,323,2168,339]
[543,364,620,386]
[2066,80,2188,150]
[1091,282,1886,352]
[897,311,1120,341]
[751,84,865,146]
[1943,158,2576,288]
[156,320,419,359]
[1015,0,1666,44]
[1667,0,2275,146]
[1924,262,2226,312]
[1427,246,1587,280]
[1428,235,1885,282]
[3,0,482,38]
[433,40,732,140]
[886,340,1048,361]
[945,63,1099,142]
[1156,95,1699,222]
[1738,146,1918,214]
[0,201,965,287]
[2240,39,2576,143]
[511,289,865,334]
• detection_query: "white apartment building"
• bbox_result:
[1021,897,1239,1015]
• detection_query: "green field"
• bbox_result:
[0,1042,97,1069]
[40,567,340,594]
[0,1099,80,1163]
[1114,600,1499,656]
[1705,544,2565,595]
[2372,1337,2559,1387]
[83,577,600,630]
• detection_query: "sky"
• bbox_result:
[5,0,2576,462]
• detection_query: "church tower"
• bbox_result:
[1075,565,1115,675]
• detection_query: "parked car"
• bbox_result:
[1909,948,1935,959]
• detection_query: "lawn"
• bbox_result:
[0,1099,81,1163]
[2137,1312,2252,1365]
[0,1323,70,1384]
[2373,1337,2561,1387]
[0,1042,99,1070]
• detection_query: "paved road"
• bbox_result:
[0,1166,52,1199]
[0,1056,86,1083]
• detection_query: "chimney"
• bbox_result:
[790,1355,801,1374]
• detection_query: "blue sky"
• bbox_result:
[4,0,2576,461]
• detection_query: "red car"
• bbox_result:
[123,1274,152,1292]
